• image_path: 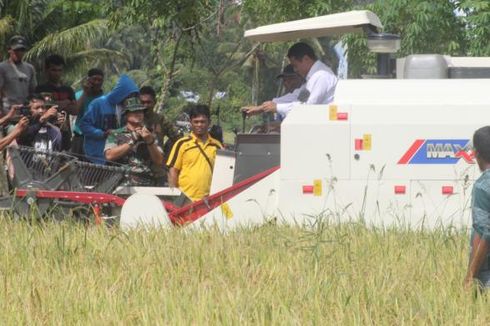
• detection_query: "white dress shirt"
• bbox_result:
[272,87,302,104]
[276,60,337,119]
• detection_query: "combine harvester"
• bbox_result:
[165,10,490,231]
[4,10,490,230]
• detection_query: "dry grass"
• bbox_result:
[0,215,488,324]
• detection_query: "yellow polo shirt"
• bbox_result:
[166,132,223,201]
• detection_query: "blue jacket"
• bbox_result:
[80,75,139,163]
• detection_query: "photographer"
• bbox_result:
[0,105,29,196]
[139,86,178,185]
[15,94,62,152]
[36,54,76,151]
[0,104,28,150]
[0,118,28,151]
[104,104,163,186]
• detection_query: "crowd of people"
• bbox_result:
[0,35,338,202]
[0,35,223,200]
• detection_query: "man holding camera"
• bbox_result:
[36,54,77,151]
[139,86,178,184]
[104,104,163,186]
[0,105,29,195]
[0,105,28,151]
[139,86,179,149]
[13,94,62,152]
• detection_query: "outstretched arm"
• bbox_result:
[0,117,29,151]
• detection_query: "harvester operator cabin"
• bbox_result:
[0,10,490,297]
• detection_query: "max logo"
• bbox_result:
[398,139,474,165]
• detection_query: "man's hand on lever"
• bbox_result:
[241,105,262,117]
[241,101,277,117]
[261,101,277,113]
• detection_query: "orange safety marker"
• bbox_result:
[221,202,234,220]
[329,105,338,120]
[313,179,322,196]
[363,134,372,151]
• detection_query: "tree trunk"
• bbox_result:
[156,31,184,114]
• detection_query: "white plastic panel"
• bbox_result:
[210,151,236,195]
[281,105,351,180]
[334,79,490,106]
[277,178,335,226]
[277,179,412,228]
[189,170,280,231]
[349,104,481,181]
[244,10,382,42]
[410,180,471,229]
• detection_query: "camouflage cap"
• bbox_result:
[123,103,147,114]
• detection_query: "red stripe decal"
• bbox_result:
[15,189,126,206]
[398,139,425,164]
[454,150,475,164]
[169,166,280,225]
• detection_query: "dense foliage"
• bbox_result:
[0,0,488,135]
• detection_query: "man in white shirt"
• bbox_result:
[242,64,303,112]
[243,42,337,119]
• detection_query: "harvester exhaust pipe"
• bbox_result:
[367,32,401,78]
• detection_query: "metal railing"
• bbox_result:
[8,146,145,193]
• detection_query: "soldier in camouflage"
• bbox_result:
[104,103,164,186]
[139,86,179,185]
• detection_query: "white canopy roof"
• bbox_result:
[244,10,383,43]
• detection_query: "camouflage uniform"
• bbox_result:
[144,110,179,184]
[104,126,163,186]
[144,111,178,149]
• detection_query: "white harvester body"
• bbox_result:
[119,10,490,230]
[197,79,490,230]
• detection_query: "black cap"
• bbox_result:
[276,64,299,79]
[39,92,56,107]
[8,35,29,51]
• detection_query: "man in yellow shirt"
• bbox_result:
[166,104,223,201]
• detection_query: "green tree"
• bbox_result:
[343,0,467,77]
[106,0,220,112]
[0,0,123,84]
[459,0,490,56]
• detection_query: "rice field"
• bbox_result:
[0,214,489,324]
